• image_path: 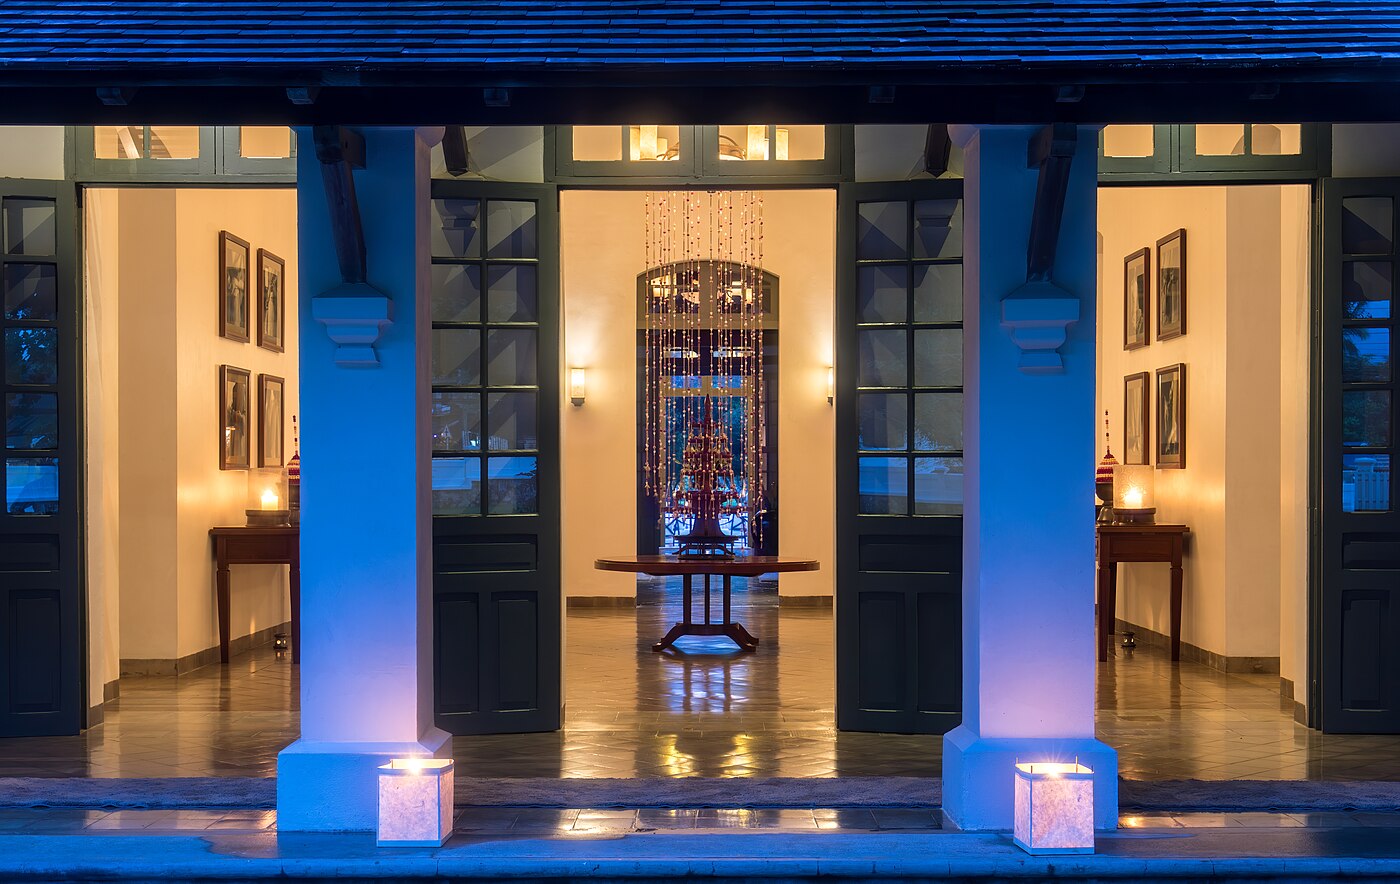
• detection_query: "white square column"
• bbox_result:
[941,125,1118,832]
[277,127,450,832]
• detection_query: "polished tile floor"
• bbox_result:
[5,577,1400,780]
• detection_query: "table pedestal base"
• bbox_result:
[653,622,759,654]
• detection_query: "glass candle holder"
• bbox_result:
[1112,464,1156,524]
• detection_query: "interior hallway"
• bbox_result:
[4,582,1400,780]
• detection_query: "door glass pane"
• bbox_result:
[857,265,907,323]
[5,328,57,385]
[1343,326,1392,383]
[6,456,57,514]
[430,329,481,386]
[913,264,962,322]
[1343,261,1391,319]
[1343,453,1391,513]
[914,328,962,387]
[914,456,963,515]
[148,126,200,159]
[5,392,58,449]
[573,126,623,161]
[485,201,537,258]
[431,456,482,515]
[486,265,538,323]
[4,199,55,256]
[858,392,907,451]
[431,198,481,259]
[431,264,481,323]
[1251,124,1301,156]
[1342,197,1392,255]
[717,125,770,161]
[776,125,825,161]
[240,126,292,158]
[1343,390,1391,448]
[486,391,538,450]
[857,202,907,260]
[858,456,908,515]
[914,392,963,451]
[486,328,538,386]
[628,125,682,162]
[913,200,962,259]
[3,263,56,321]
[1196,124,1246,156]
[94,126,143,159]
[487,456,538,514]
[1102,125,1154,158]
[431,392,481,451]
[857,328,907,387]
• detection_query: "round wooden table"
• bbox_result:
[594,555,820,653]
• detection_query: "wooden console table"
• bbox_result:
[1096,524,1189,663]
[594,555,819,653]
[210,526,300,665]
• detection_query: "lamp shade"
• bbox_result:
[1112,464,1156,523]
[1013,762,1094,855]
[377,758,454,847]
[570,368,586,406]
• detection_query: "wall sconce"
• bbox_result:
[827,366,834,405]
[1112,464,1156,524]
[570,368,587,407]
[377,757,454,847]
[1013,761,1095,855]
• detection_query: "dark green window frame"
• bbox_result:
[1099,124,1329,183]
[68,126,296,184]
[548,125,852,185]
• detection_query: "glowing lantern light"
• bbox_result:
[1112,464,1156,524]
[1013,761,1095,855]
[377,758,454,847]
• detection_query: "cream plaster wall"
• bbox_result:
[0,126,65,180]
[83,189,122,707]
[560,189,836,598]
[1096,185,1309,665]
[91,187,298,666]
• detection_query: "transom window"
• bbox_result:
[552,125,847,182]
[1099,124,1324,180]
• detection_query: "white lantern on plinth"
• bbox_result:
[376,758,454,847]
[1013,761,1094,855]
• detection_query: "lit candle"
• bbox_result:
[1123,486,1144,508]
[261,488,280,511]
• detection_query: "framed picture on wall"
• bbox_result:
[1123,247,1150,350]
[258,374,285,468]
[219,365,252,470]
[1156,363,1186,469]
[1157,228,1187,341]
[256,249,286,353]
[1123,371,1150,465]
[219,231,251,343]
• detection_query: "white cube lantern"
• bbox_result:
[1013,762,1094,855]
[376,758,454,847]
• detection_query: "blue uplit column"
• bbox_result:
[277,127,450,831]
[941,125,1118,832]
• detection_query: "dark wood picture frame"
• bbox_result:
[1123,371,1151,465]
[218,365,252,470]
[219,231,251,343]
[1156,228,1187,341]
[1156,363,1186,469]
[1123,247,1150,350]
[258,373,285,468]
[256,249,286,353]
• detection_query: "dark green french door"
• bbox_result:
[835,180,964,734]
[0,181,81,737]
[428,181,561,735]
[1320,178,1400,733]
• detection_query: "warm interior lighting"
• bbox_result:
[827,366,834,405]
[570,368,587,406]
[260,488,280,511]
[1014,761,1095,855]
[746,125,768,161]
[1122,486,1144,509]
[775,127,790,161]
[1112,464,1156,523]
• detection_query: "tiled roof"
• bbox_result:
[0,1,1395,72]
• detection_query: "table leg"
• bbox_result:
[216,558,231,666]
[1096,557,1109,662]
[1170,559,1183,663]
[682,573,693,626]
[290,554,301,666]
[723,574,731,625]
[1107,562,1118,655]
[703,573,711,625]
